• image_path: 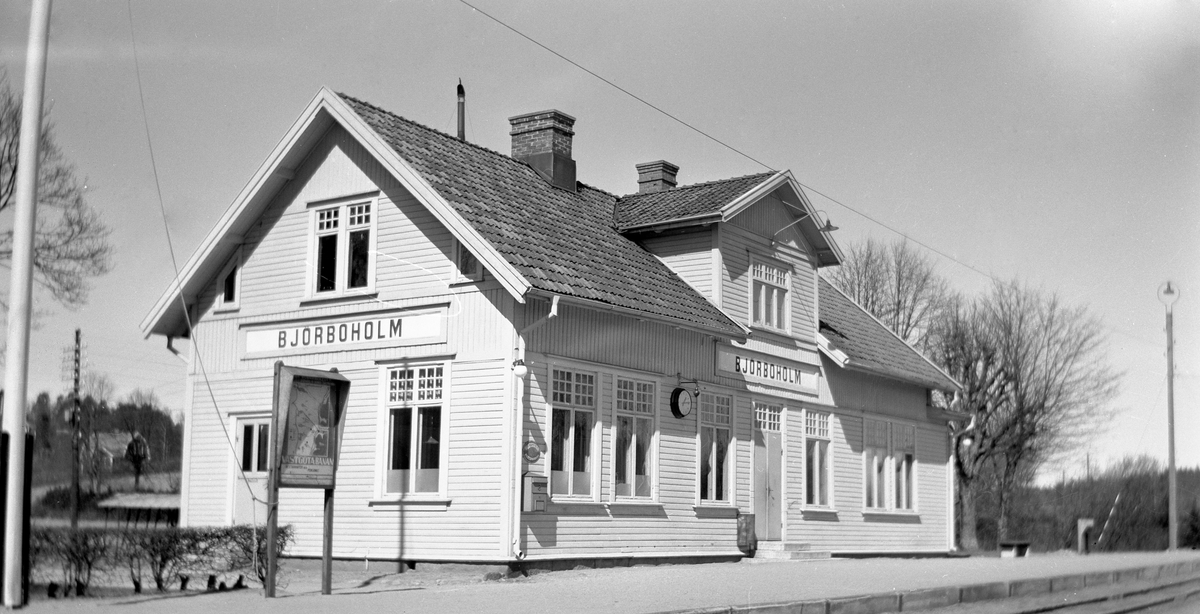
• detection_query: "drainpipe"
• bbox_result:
[509,295,558,560]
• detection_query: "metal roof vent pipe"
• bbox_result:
[635,160,679,194]
[457,79,466,141]
[509,110,577,192]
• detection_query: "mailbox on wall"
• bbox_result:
[523,474,548,512]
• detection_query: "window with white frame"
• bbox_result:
[751,260,789,331]
[754,403,782,433]
[614,378,655,498]
[550,368,596,498]
[238,419,270,474]
[385,365,444,494]
[311,197,376,297]
[805,410,831,507]
[863,419,889,509]
[699,392,733,503]
[217,248,242,309]
[454,239,483,282]
[862,419,917,511]
[893,424,916,511]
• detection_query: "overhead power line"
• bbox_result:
[455,0,1159,350]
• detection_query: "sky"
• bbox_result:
[0,0,1197,480]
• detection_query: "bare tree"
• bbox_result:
[822,237,948,347]
[930,281,1119,548]
[0,70,112,312]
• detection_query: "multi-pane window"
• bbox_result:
[805,411,831,507]
[386,366,443,494]
[754,403,782,433]
[863,419,917,511]
[893,424,916,511]
[551,368,596,497]
[614,378,655,498]
[863,419,889,509]
[751,261,789,331]
[312,199,375,296]
[240,421,270,474]
[699,393,732,503]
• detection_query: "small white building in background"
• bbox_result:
[141,88,962,565]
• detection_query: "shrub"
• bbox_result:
[32,524,292,595]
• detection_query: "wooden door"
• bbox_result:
[232,416,271,525]
[753,405,783,541]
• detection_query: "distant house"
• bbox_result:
[142,88,961,564]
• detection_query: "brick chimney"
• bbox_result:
[509,110,577,192]
[635,160,679,194]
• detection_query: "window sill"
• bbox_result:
[862,509,919,520]
[800,506,839,517]
[213,305,240,315]
[368,497,451,508]
[693,504,739,518]
[299,291,379,307]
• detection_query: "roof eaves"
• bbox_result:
[528,289,747,342]
[821,279,961,392]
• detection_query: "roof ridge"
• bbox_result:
[617,170,775,201]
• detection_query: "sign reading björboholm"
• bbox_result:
[716,346,819,392]
[244,308,444,356]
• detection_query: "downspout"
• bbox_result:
[510,295,559,560]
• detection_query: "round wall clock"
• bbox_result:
[670,387,694,419]
[522,440,542,463]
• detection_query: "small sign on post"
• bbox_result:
[265,362,350,597]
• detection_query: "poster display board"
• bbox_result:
[272,365,350,488]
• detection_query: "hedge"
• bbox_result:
[31,524,293,596]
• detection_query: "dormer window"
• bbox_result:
[751,259,789,332]
[309,195,378,298]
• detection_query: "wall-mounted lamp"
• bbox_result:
[512,359,529,380]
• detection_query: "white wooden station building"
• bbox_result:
[142,88,963,565]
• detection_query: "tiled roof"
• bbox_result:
[818,277,958,391]
[615,172,776,230]
[339,94,745,337]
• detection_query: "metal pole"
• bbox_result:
[1166,297,1177,551]
[71,329,80,531]
[2,0,53,606]
[322,488,332,595]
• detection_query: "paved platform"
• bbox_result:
[21,551,1200,613]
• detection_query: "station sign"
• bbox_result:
[243,307,445,358]
[716,346,819,394]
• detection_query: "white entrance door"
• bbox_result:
[753,403,783,541]
[232,416,271,525]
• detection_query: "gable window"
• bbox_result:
[699,392,732,503]
[550,368,596,498]
[751,260,789,331]
[385,365,444,494]
[310,196,377,297]
[216,247,242,310]
[863,419,917,511]
[805,410,831,507]
[614,377,655,498]
[454,239,483,283]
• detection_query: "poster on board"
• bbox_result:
[273,365,350,489]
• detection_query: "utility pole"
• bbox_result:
[2,0,53,605]
[71,329,81,530]
[1159,282,1179,551]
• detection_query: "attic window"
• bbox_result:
[309,195,378,298]
[453,240,483,283]
[750,259,790,333]
[215,247,242,311]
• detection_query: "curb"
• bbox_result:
[664,558,1200,614]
